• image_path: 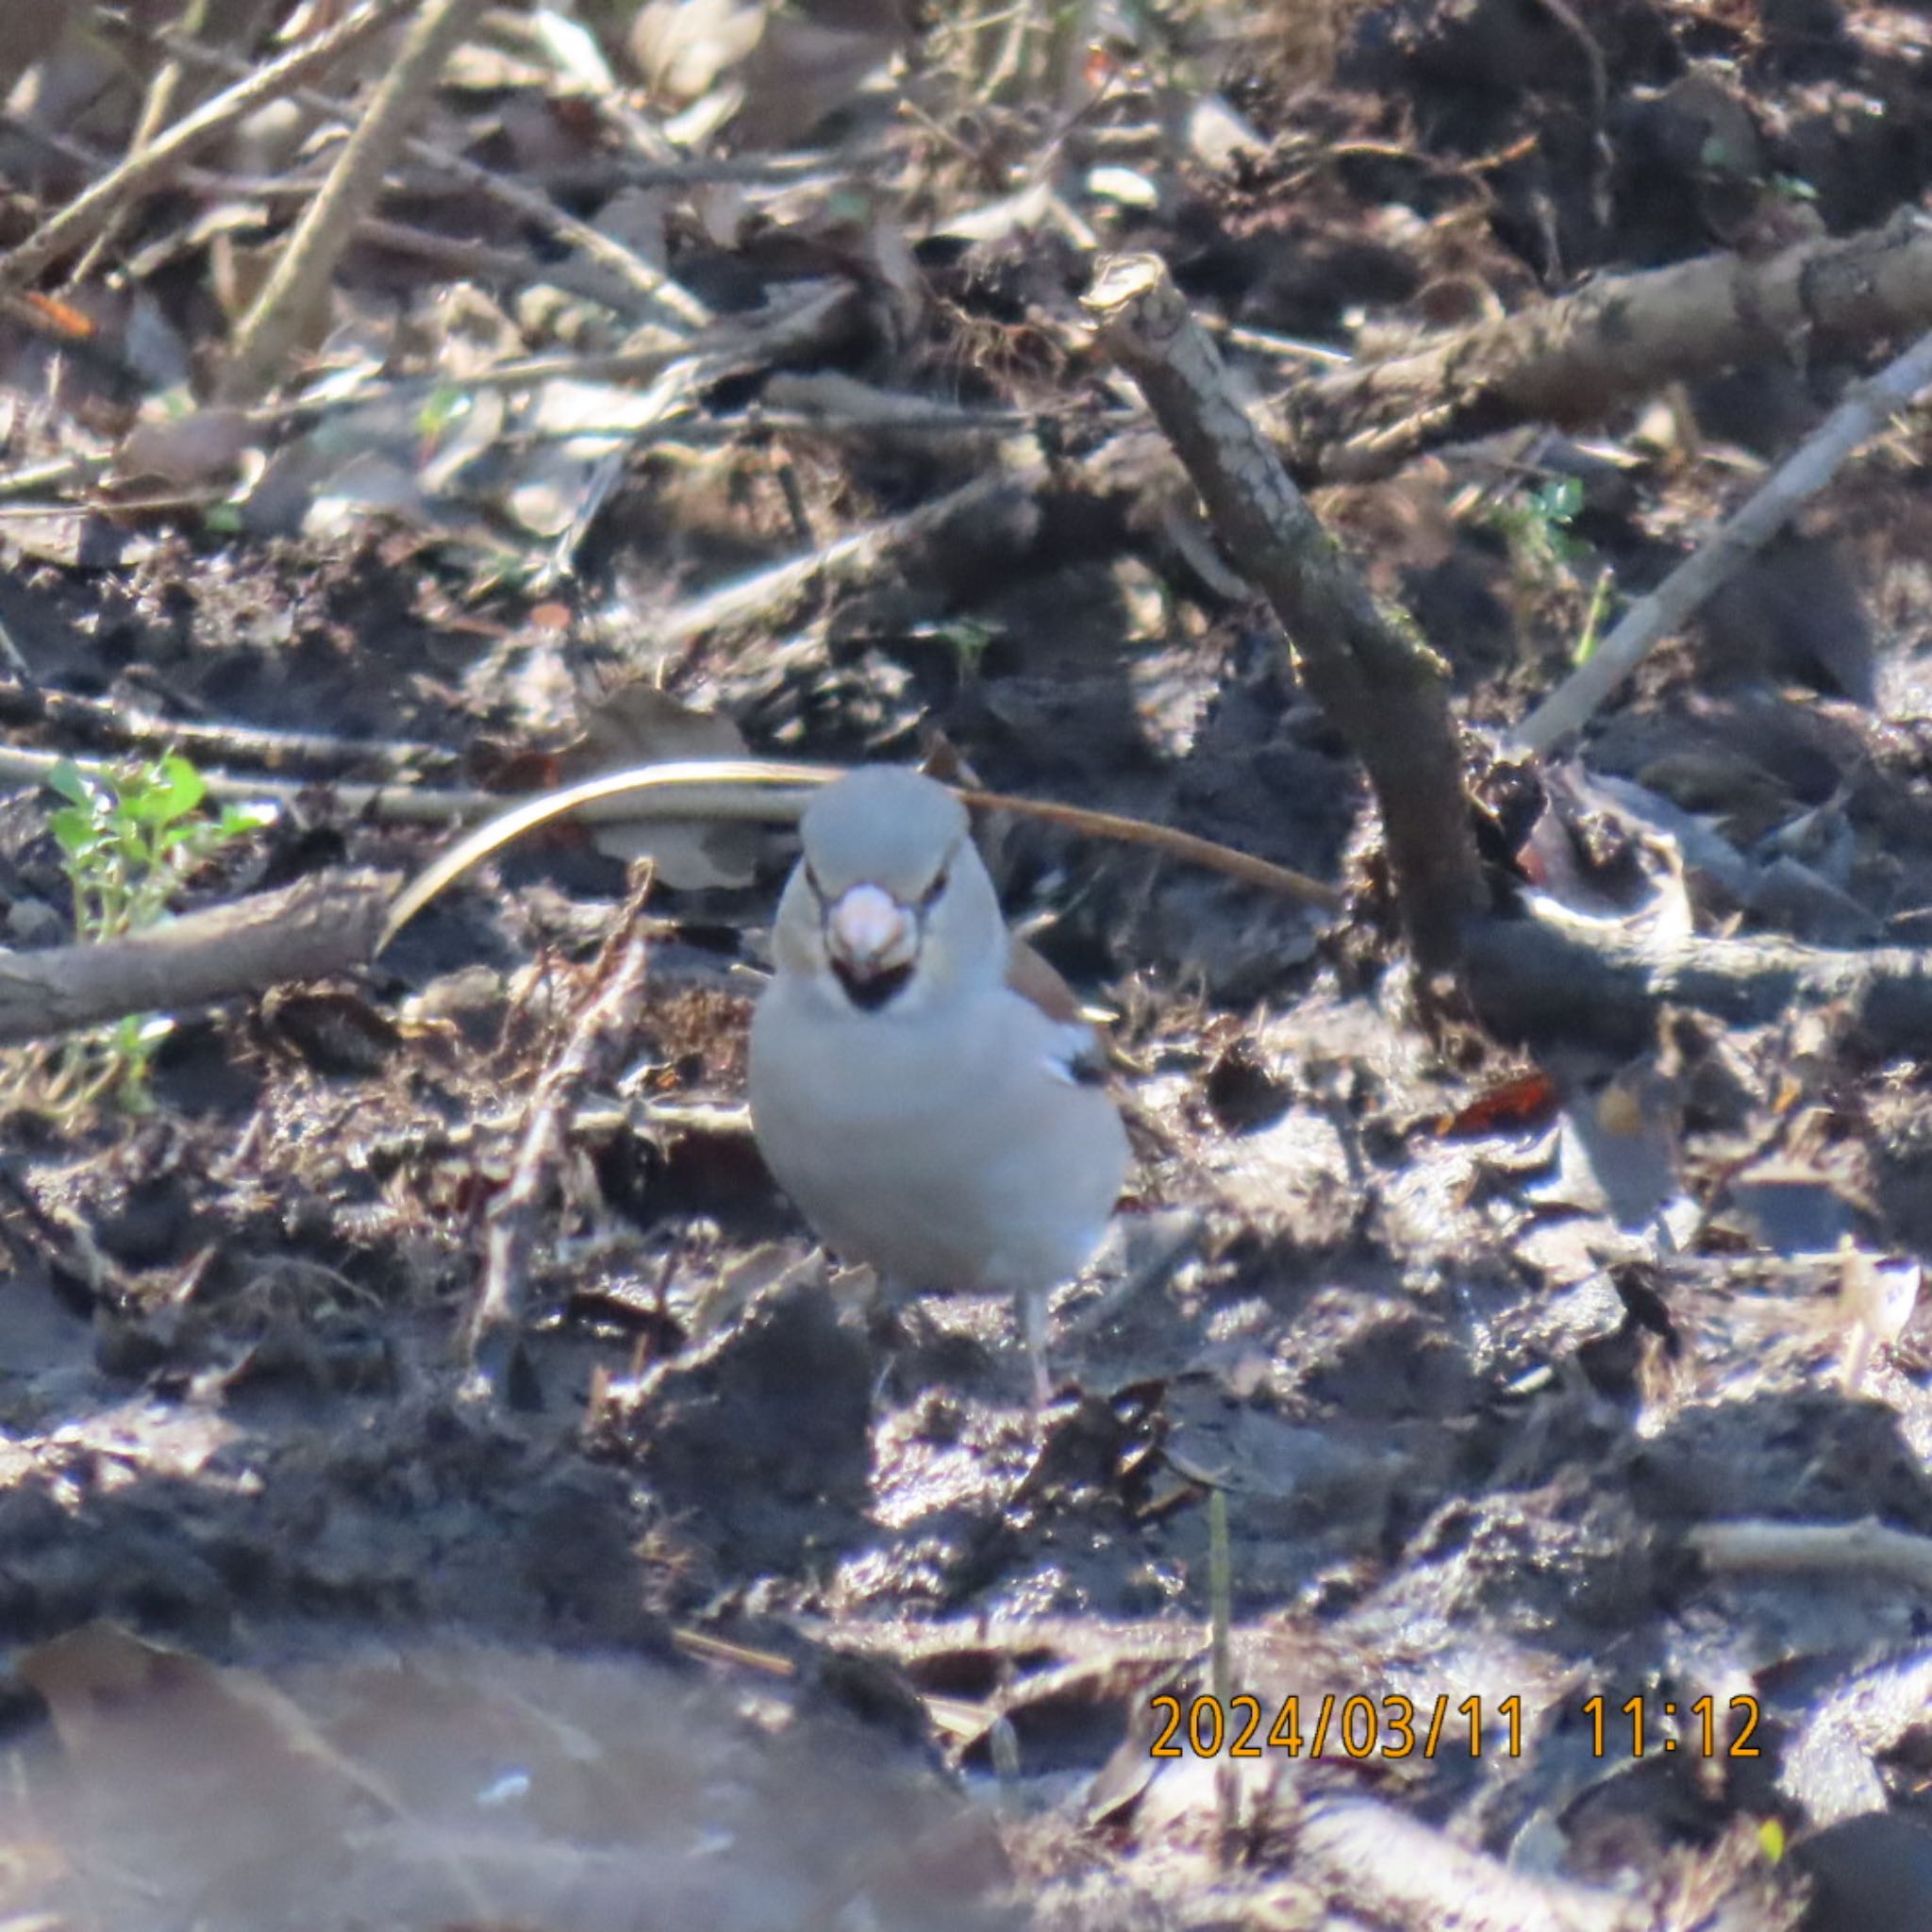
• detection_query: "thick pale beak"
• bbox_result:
[825,882,918,980]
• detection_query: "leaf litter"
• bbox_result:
[8,2,1932,1927]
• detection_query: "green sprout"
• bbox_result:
[34,756,274,1111]
[1483,474,1619,661]
[1572,563,1618,666]
[414,383,467,442]
[1488,475,1587,582]
[908,616,1001,682]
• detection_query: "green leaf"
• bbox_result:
[220,802,277,836]
[1532,476,1583,525]
[47,806,97,857]
[124,755,207,824]
[44,760,97,808]
[415,384,467,440]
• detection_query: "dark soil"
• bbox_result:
[8,1,1932,1926]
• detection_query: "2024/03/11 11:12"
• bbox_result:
[1148,1691,1763,1759]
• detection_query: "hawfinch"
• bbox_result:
[748,767,1129,1402]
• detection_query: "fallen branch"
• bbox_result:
[0,871,394,1047]
[1691,1519,1932,1592]
[1290,1791,1646,1932]
[1084,253,1484,974]
[1461,904,1932,1057]
[1287,216,1932,478]
[1517,327,1932,753]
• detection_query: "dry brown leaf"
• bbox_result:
[117,408,257,488]
[724,7,908,149]
[629,0,766,99]
[569,684,771,889]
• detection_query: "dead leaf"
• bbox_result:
[566,684,770,889]
[117,408,256,488]
[1438,1069,1561,1138]
[723,7,906,150]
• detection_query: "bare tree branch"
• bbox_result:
[0,872,394,1046]
[220,0,491,401]
[1084,253,1484,974]
[1289,218,1932,479]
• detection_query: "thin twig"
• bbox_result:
[221,0,491,401]
[965,788,1343,908]
[466,867,656,1392]
[0,679,453,776]
[0,286,851,508]
[657,466,1045,651]
[258,279,846,412]
[95,5,713,332]
[375,757,1341,951]
[0,0,416,286]
[1516,326,1932,754]
[0,739,500,820]
[0,745,1339,940]
[317,211,682,320]
[1691,1517,1932,1592]
[0,106,328,206]
[0,444,113,499]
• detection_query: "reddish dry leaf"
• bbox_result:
[1437,1069,1560,1138]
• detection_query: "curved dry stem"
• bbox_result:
[957,788,1342,910]
[378,758,1341,951]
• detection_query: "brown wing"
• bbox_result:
[1005,934,1087,1025]
[1007,936,1113,1088]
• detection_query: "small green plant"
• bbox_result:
[1488,475,1587,584]
[1483,475,1619,664]
[910,616,1001,682]
[48,755,266,941]
[32,756,273,1111]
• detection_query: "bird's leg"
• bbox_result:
[867,1274,921,1400]
[1023,1289,1053,1412]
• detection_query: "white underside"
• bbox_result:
[749,974,1129,1298]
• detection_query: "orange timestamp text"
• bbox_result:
[1149,1691,1764,1760]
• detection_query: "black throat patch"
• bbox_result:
[834,959,914,1012]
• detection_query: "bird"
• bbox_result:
[748,766,1130,1407]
